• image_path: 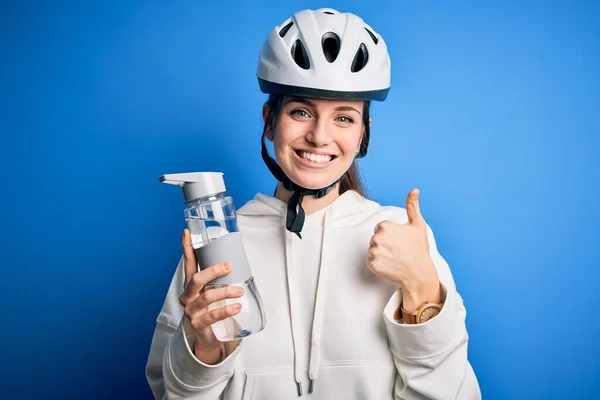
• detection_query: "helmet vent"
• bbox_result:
[323,11,335,15]
[279,21,294,38]
[351,43,369,72]
[321,32,340,63]
[291,39,310,70]
[365,28,378,45]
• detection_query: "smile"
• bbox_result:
[295,150,337,164]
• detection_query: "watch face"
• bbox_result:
[419,305,442,323]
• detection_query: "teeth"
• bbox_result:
[300,151,332,164]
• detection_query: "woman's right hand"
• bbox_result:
[179,229,244,364]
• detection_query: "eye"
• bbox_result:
[336,115,354,124]
[290,109,310,118]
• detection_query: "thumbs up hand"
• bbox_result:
[368,189,441,311]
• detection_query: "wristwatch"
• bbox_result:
[394,283,447,324]
[400,301,443,324]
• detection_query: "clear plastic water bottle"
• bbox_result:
[160,172,266,341]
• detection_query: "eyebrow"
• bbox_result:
[284,97,362,115]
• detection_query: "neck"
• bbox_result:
[275,182,341,215]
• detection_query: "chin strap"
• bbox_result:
[261,132,339,239]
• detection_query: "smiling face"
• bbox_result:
[265,96,366,190]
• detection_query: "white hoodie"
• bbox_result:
[146,190,481,399]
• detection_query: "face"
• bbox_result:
[265,96,366,190]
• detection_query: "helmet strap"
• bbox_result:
[261,130,340,238]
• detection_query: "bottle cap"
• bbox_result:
[159,172,226,202]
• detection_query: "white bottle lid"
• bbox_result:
[159,172,226,202]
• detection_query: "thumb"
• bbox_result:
[405,188,423,225]
[181,229,198,287]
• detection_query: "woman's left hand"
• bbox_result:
[368,189,440,311]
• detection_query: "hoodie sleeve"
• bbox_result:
[382,225,481,400]
[145,257,242,399]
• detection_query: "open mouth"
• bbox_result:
[295,150,338,164]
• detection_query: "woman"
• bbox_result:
[146,8,480,399]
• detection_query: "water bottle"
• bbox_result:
[160,172,266,341]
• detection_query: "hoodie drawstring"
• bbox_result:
[284,209,331,396]
[307,210,330,394]
[284,226,304,396]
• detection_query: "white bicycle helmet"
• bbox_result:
[257,8,391,101]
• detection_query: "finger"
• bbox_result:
[406,188,423,225]
[192,303,242,331]
[373,222,381,234]
[182,229,198,287]
[368,246,376,262]
[180,262,232,306]
[191,286,245,314]
[370,234,382,248]
[368,244,391,262]
[373,220,392,234]
[367,246,393,274]
[367,249,382,273]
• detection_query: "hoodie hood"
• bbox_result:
[238,189,379,228]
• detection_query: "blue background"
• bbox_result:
[1,0,598,398]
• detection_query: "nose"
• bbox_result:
[305,116,332,147]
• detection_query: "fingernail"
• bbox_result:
[236,288,244,296]
[223,263,231,272]
[234,304,241,311]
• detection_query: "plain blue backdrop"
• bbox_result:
[1,0,598,398]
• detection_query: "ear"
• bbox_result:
[361,117,372,136]
[262,103,269,123]
[357,118,372,153]
[262,103,274,141]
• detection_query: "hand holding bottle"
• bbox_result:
[178,229,244,364]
